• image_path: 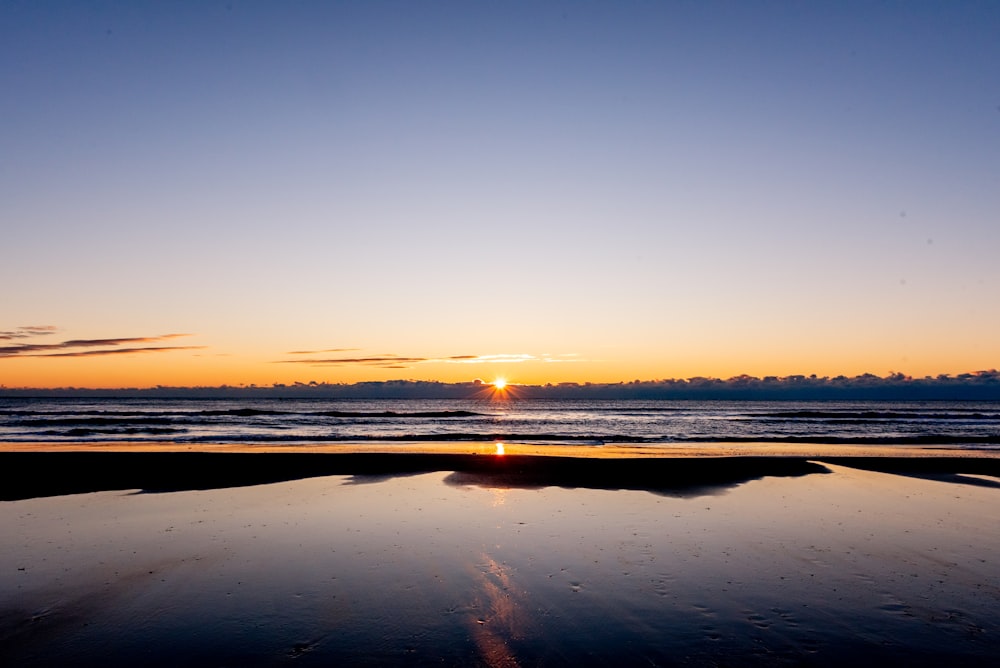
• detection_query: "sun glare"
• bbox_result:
[495,442,505,456]
[477,376,515,403]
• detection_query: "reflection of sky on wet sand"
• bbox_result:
[466,553,523,667]
[2,466,999,665]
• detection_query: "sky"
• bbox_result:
[2,1,999,389]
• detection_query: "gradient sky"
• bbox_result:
[2,1,999,388]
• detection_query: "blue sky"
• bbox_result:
[2,1,998,387]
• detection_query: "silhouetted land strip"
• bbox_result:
[2,452,999,501]
[821,456,1000,488]
[0,452,836,501]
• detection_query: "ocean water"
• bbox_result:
[1,398,998,448]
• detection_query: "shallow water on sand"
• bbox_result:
[2,465,999,666]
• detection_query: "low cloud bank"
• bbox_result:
[2,371,999,400]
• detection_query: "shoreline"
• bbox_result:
[3,440,1000,458]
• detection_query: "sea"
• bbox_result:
[1,398,998,449]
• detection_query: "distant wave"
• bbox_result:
[196,408,492,418]
[751,410,1000,421]
[0,410,178,417]
[180,433,654,444]
[2,408,489,419]
[313,410,487,419]
[16,417,180,427]
[683,434,1000,446]
[36,427,185,437]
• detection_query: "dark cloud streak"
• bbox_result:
[0,325,59,341]
[274,352,556,367]
[0,332,197,359]
[279,356,428,365]
[60,334,189,348]
[24,346,206,358]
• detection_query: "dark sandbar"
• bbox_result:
[2,448,1000,501]
[0,451,836,500]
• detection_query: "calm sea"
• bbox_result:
[1,398,998,449]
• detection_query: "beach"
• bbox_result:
[6,0,1000,663]
[2,444,999,665]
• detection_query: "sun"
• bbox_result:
[476,377,514,402]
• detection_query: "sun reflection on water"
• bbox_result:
[468,552,523,667]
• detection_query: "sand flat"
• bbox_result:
[2,456,1000,666]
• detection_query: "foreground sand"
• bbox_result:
[2,445,999,665]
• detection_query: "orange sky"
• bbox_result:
[2,325,995,389]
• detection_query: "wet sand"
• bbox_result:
[4,439,999,458]
[2,445,999,665]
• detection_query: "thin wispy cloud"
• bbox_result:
[445,354,536,364]
[276,351,587,368]
[31,346,206,358]
[0,325,59,341]
[0,332,200,359]
[279,354,429,368]
[443,353,588,365]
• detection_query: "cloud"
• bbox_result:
[26,346,206,358]
[0,325,59,340]
[275,350,587,368]
[287,348,362,355]
[279,355,429,368]
[441,353,587,365]
[0,332,200,359]
[445,354,537,364]
[59,335,189,347]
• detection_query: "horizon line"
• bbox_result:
[1,369,998,395]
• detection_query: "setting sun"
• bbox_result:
[492,378,508,391]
